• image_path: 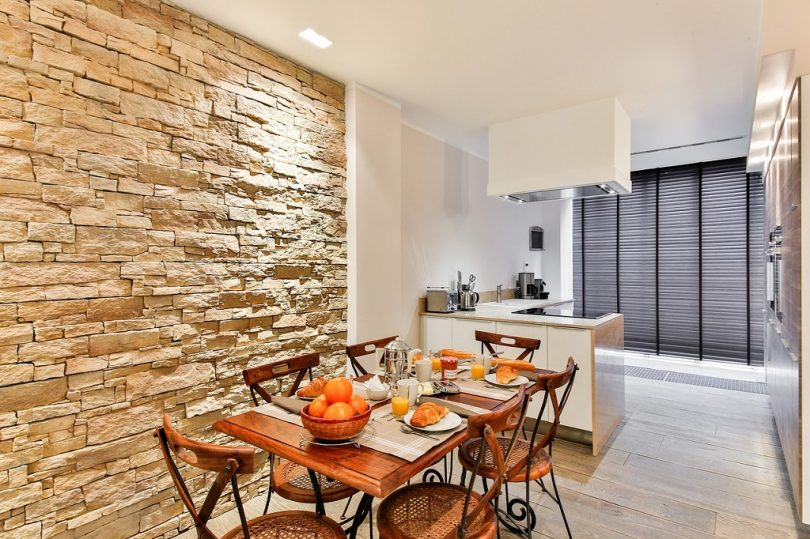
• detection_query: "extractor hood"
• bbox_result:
[488,97,631,202]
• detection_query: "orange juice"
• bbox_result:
[431,357,441,371]
[471,363,485,380]
[391,396,409,417]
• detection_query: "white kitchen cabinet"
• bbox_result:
[451,318,496,354]
[547,326,593,431]
[421,315,452,352]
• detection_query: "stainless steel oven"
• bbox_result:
[767,225,783,322]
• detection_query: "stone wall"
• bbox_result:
[0,0,347,536]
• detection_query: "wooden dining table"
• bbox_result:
[213,374,535,538]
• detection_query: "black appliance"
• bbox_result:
[511,306,611,319]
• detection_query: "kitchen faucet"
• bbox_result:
[496,284,502,303]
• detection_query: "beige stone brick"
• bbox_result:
[65,356,107,375]
[0,262,118,287]
[0,221,26,241]
[73,78,120,105]
[35,126,147,161]
[119,54,169,90]
[42,185,96,206]
[22,103,62,126]
[137,162,199,189]
[0,178,40,197]
[86,296,143,322]
[4,242,43,262]
[0,63,29,101]
[69,207,117,227]
[126,362,213,399]
[0,147,33,181]
[63,110,113,134]
[88,328,159,356]
[75,226,147,256]
[0,195,69,223]
[102,192,143,212]
[28,223,75,243]
[32,44,87,75]
[0,118,34,140]
[18,337,88,362]
[53,467,105,495]
[87,5,157,50]
[0,482,42,513]
[0,323,32,346]
[0,364,33,386]
[0,21,31,59]
[33,167,90,188]
[86,401,162,444]
[33,363,63,380]
[76,152,137,177]
[64,19,107,47]
[0,377,66,413]
[44,283,99,300]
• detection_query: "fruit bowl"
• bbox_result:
[300,404,371,441]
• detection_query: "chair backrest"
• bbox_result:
[345,336,396,376]
[156,415,255,539]
[475,330,541,362]
[242,352,319,405]
[457,385,528,538]
[525,357,578,463]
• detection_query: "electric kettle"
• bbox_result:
[458,285,480,311]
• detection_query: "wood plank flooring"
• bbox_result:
[183,374,810,538]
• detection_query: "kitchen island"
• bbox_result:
[421,299,624,455]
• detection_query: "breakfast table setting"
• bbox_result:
[213,339,543,538]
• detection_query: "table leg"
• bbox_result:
[307,469,326,516]
[347,493,374,539]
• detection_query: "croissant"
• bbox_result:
[491,359,535,372]
[439,348,476,359]
[495,366,519,384]
[297,377,327,398]
[410,402,448,427]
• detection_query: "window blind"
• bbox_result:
[573,157,764,365]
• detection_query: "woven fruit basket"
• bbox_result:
[300,405,371,441]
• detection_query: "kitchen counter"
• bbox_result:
[423,297,623,329]
[420,298,625,455]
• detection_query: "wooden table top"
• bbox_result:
[213,382,519,498]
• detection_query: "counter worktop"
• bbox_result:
[422,297,622,329]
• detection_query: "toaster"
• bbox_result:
[426,288,459,313]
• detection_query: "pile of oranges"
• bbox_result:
[306,377,369,419]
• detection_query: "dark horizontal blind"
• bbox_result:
[582,196,618,314]
[573,157,764,365]
[618,170,657,352]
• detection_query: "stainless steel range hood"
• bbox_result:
[488,97,631,202]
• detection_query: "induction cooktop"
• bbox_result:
[511,306,612,319]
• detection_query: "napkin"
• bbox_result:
[417,396,488,418]
[270,395,306,414]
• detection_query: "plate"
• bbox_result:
[403,411,462,432]
[484,373,528,387]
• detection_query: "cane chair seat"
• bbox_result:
[376,483,497,539]
[458,437,552,482]
[273,461,357,503]
[220,510,346,539]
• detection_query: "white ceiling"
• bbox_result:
[173,0,762,168]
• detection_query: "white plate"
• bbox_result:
[484,373,528,388]
[403,411,462,432]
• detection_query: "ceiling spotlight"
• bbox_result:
[299,28,332,49]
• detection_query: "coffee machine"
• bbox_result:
[516,271,538,299]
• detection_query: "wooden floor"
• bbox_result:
[186,374,810,538]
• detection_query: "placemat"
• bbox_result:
[253,402,465,462]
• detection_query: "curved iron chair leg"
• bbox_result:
[263,481,272,514]
[339,493,355,520]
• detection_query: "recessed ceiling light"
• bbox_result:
[299,28,332,49]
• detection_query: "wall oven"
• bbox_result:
[767,225,783,322]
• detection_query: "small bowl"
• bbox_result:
[366,385,390,401]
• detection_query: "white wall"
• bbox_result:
[346,84,403,343]
[400,124,571,344]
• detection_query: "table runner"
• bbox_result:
[253,402,465,462]
[452,371,521,400]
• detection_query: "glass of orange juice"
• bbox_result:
[391,396,409,418]
[471,363,485,380]
[430,350,441,371]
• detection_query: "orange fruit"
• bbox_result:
[324,377,353,404]
[307,395,329,418]
[349,394,369,415]
[323,402,355,420]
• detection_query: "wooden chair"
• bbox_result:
[457,358,578,538]
[475,330,541,363]
[345,336,396,376]
[376,385,529,538]
[155,415,345,539]
[242,353,358,514]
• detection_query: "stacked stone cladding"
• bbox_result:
[0,0,347,536]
